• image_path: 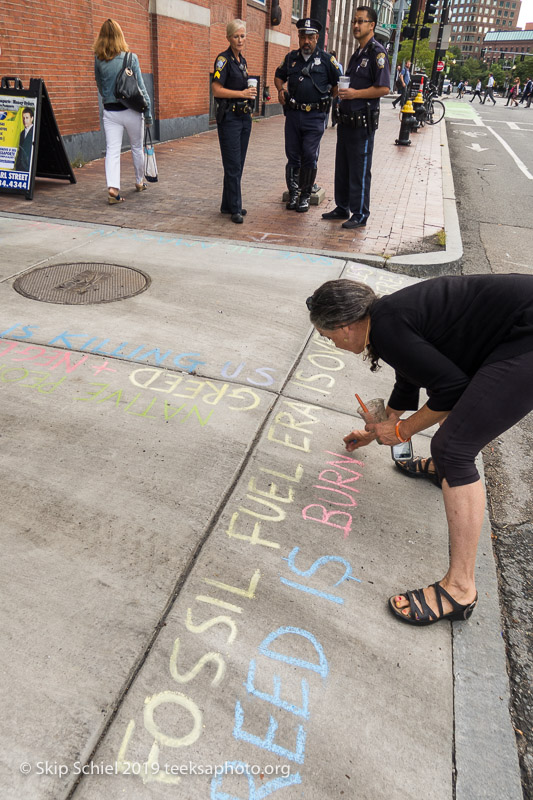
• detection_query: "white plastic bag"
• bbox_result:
[144,128,158,183]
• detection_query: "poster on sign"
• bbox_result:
[0,78,75,200]
[0,94,37,194]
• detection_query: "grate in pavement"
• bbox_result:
[13,263,150,305]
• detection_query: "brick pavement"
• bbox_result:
[0,103,445,257]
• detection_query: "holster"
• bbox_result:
[215,99,228,123]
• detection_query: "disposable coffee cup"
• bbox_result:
[356,397,386,424]
[338,76,350,89]
[247,78,258,89]
[357,397,386,444]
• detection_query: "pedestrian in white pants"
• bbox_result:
[94,19,153,204]
[103,107,144,192]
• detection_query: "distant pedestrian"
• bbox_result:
[456,80,466,99]
[392,60,411,109]
[392,65,402,106]
[328,50,343,127]
[470,79,483,103]
[520,77,532,106]
[93,19,153,204]
[506,76,520,107]
[520,78,533,108]
[483,73,496,105]
[211,20,257,224]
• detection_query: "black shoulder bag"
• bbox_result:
[114,52,148,113]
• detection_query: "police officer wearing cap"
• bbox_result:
[322,6,389,229]
[274,18,341,213]
[211,19,257,224]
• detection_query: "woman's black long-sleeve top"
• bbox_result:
[368,274,533,412]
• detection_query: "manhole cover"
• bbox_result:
[13,263,150,305]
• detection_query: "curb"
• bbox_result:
[0,112,462,282]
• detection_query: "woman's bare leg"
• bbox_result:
[393,478,484,618]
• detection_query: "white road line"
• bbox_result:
[481,119,533,130]
[504,259,533,270]
[486,126,533,179]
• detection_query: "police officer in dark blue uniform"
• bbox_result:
[322,6,390,229]
[212,19,257,224]
[274,19,341,212]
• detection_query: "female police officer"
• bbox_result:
[212,20,257,224]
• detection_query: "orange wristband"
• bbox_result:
[395,420,410,443]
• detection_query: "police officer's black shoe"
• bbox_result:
[297,193,311,212]
[231,213,244,224]
[285,166,300,210]
[297,167,317,212]
[322,208,350,220]
[222,209,247,216]
[341,216,367,230]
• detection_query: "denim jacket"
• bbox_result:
[94,52,153,125]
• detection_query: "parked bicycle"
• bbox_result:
[423,82,446,125]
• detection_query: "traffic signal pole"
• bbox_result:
[408,0,422,69]
[390,0,406,90]
[430,0,450,85]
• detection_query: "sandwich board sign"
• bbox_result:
[0,77,76,200]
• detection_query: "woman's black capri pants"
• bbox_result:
[431,350,533,488]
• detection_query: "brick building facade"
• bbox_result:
[0,0,312,163]
[435,0,521,59]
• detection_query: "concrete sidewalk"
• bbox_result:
[0,100,521,800]
[0,102,457,274]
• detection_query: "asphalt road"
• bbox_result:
[446,99,533,798]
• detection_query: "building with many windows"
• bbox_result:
[482,27,533,61]
[435,0,521,58]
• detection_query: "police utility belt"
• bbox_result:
[287,97,331,112]
[216,99,252,123]
[337,108,380,132]
[230,99,252,116]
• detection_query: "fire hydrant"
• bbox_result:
[395,99,417,146]
[412,88,426,129]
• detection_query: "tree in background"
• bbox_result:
[397,26,436,75]
[513,55,533,84]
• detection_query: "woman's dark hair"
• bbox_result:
[307,279,380,371]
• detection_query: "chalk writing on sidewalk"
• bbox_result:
[0,342,266,429]
[290,333,345,396]
[0,324,277,386]
[303,451,365,539]
[108,400,363,795]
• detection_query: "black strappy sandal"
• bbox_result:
[395,456,441,487]
[389,582,478,626]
